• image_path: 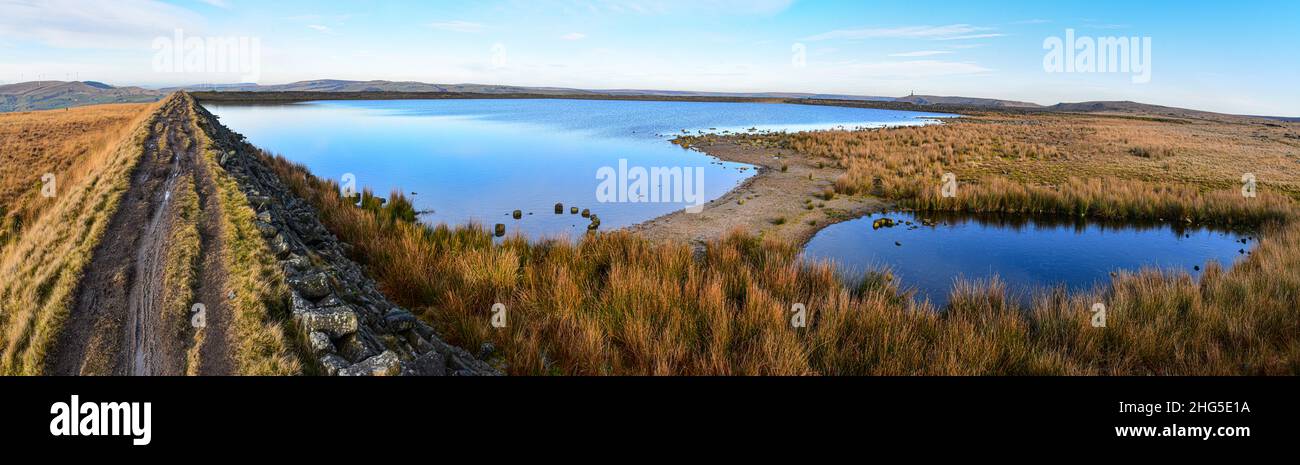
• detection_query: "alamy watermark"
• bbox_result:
[1091,303,1107,328]
[191,303,206,329]
[152,29,261,82]
[490,303,507,328]
[1241,173,1257,198]
[41,173,56,198]
[596,159,706,213]
[790,303,807,328]
[1043,29,1151,83]
[941,172,957,198]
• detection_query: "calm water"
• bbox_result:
[205,99,952,239]
[803,212,1255,307]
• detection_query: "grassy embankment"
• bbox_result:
[0,103,154,374]
[0,96,301,375]
[186,95,301,375]
[260,110,1299,375]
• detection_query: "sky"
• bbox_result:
[0,0,1296,115]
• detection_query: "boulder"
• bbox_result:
[289,272,332,300]
[285,254,310,271]
[254,221,278,238]
[339,351,401,376]
[308,331,335,355]
[269,233,291,258]
[384,308,418,332]
[337,332,379,363]
[319,354,350,376]
[403,351,446,376]
[294,305,359,338]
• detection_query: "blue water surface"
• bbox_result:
[205,98,951,239]
[803,212,1255,307]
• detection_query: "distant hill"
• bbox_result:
[0,81,162,112]
[3,80,1292,122]
[895,94,1043,108]
[166,79,893,101]
[1042,100,1279,123]
[164,79,599,95]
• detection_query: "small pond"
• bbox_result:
[803,211,1256,306]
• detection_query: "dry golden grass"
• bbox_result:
[685,113,1299,224]
[776,113,1300,194]
[0,103,156,374]
[0,104,149,248]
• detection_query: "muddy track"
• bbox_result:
[50,97,232,375]
[191,123,234,376]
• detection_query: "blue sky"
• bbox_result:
[1,0,1296,115]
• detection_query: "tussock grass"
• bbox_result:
[0,103,155,374]
[264,144,1300,375]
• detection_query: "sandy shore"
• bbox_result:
[625,138,889,248]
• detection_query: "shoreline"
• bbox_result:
[624,137,889,248]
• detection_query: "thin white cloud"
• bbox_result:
[803,24,995,41]
[428,20,486,33]
[889,50,952,57]
[307,24,334,34]
[561,32,587,40]
[935,33,1006,41]
[0,0,204,49]
[198,0,230,8]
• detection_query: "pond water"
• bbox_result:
[204,98,952,239]
[803,211,1256,307]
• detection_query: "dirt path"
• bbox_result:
[627,140,888,248]
[51,97,233,375]
[191,127,234,376]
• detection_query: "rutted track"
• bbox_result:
[51,95,232,375]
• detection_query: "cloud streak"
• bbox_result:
[803,24,998,41]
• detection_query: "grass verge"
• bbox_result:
[187,96,301,375]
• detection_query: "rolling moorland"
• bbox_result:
[0,89,1297,375]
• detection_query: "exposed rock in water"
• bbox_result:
[512,209,522,219]
[495,223,506,237]
[872,218,896,230]
[581,208,591,218]
[554,203,564,214]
